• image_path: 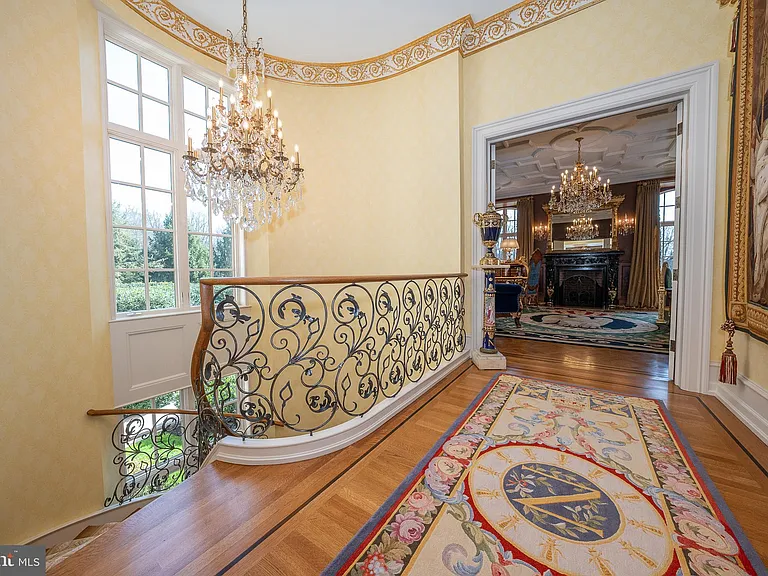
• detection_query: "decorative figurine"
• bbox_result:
[473,203,506,358]
[473,203,505,266]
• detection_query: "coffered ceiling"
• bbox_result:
[495,104,678,199]
[172,0,513,62]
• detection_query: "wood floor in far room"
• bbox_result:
[50,340,768,575]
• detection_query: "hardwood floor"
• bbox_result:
[50,340,768,575]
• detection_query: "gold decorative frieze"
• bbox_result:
[461,0,603,55]
[120,0,605,86]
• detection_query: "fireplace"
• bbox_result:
[543,250,622,308]
[559,268,604,307]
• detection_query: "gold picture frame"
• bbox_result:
[542,195,625,251]
[727,0,768,340]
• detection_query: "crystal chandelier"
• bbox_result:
[566,216,599,241]
[549,137,611,214]
[533,222,548,241]
[182,0,304,232]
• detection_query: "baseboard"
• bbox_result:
[215,350,471,465]
[23,494,158,548]
[708,362,768,447]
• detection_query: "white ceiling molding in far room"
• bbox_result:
[118,0,606,85]
[494,104,678,199]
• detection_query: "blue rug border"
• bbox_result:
[321,372,767,575]
[658,400,768,575]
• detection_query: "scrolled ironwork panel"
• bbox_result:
[104,412,207,507]
[195,277,466,438]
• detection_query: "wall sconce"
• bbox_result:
[617,213,635,236]
[533,222,548,241]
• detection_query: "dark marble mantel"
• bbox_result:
[543,250,623,308]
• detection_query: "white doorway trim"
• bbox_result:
[471,63,719,393]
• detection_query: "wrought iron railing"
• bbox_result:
[191,274,467,439]
[87,408,216,506]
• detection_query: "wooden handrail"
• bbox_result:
[200,272,467,286]
[88,408,198,417]
[87,408,284,426]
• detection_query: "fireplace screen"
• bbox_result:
[559,269,605,307]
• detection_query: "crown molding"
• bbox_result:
[119,0,605,86]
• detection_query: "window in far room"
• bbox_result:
[659,184,675,267]
[494,203,518,261]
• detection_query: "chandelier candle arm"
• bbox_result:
[182,0,306,232]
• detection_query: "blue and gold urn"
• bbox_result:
[473,202,504,265]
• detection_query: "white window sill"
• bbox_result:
[110,304,251,324]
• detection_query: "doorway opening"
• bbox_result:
[490,104,681,374]
[470,65,718,392]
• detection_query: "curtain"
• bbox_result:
[627,180,661,308]
[516,196,535,262]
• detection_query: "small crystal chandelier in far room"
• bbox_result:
[182,0,304,232]
[566,216,599,241]
[549,137,611,214]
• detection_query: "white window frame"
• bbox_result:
[99,15,244,320]
[494,202,518,261]
[659,181,676,267]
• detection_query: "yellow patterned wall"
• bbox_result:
[1,0,763,547]
[261,52,463,276]
[0,0,113,544]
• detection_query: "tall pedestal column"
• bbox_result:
[472,265,507,370]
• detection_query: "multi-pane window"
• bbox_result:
[182,77,227,148]
[110,138,176,312]
[124,389,182,412]
[106,41,170,139]
[182,77,235,306]
[104,38,237,316]
[188,204,234,306]
[495,205,518,261]
[659,187,675,266]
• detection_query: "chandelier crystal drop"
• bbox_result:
[182,0,304,232]
[549,137,611,214]
[566,216,599,241]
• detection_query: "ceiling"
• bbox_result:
[495,104,678,199]
[172,0,513,62]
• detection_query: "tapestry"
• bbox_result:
[728,0,768,339]
[324,375,766,576]
[496,309,670,353]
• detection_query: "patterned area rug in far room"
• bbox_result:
[496,308,670,353]
[323,374,767,576]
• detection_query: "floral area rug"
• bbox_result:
[323,374,766,576]
[497,308,670,353]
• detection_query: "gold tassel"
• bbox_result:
[719,320,738,385]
